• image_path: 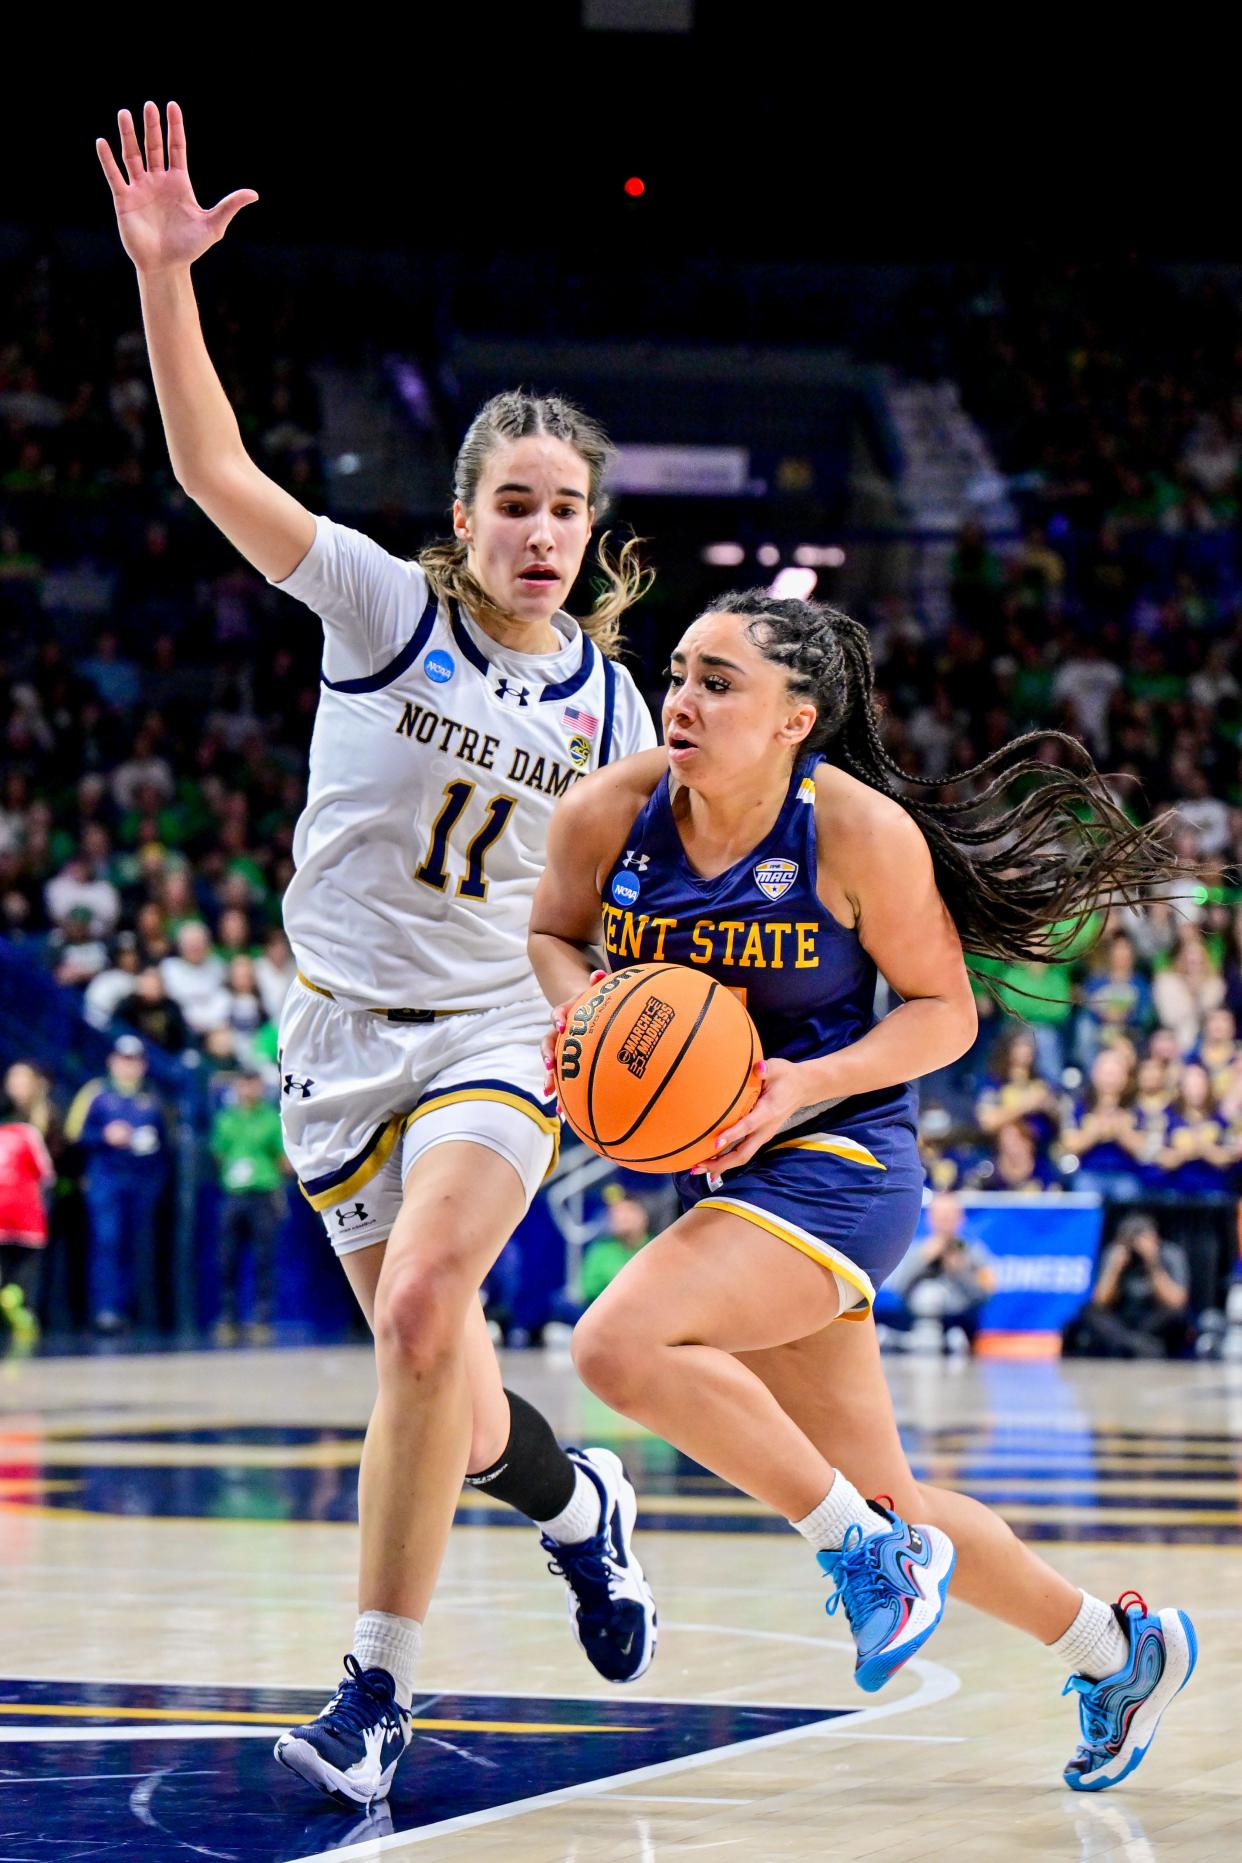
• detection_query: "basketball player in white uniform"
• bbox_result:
[98,101,658,1811]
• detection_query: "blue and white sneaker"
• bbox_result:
[1063,1593,1198,1792]
[542,1446,657,1683]
[819,1506,956,1693]
[274,1655,412,1806]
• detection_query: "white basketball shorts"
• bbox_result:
[278,978,559,1255]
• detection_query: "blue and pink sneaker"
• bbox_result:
[819,1504,956,1692]
[1063,1592,1197,1792]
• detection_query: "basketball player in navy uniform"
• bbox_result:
[98,102,657,1810]
[531,590,1196,1789]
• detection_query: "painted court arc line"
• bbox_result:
[293,1651,962,1858]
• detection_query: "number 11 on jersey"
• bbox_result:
[415,779,517,902]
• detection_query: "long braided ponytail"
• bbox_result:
[707,590,1176,964]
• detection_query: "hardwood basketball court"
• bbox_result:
[1,1345,1235,1859]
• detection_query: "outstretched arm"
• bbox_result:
[97,101,315,581]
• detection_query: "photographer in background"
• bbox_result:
[881,1192,997,1354]
[1063,1212,1193,1360]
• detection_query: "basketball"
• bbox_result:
[555,963,763,1172]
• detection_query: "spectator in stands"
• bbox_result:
[1051,638,1122,758]
[68,1034,168,1334]
[1157,1063,1238,1198]
[580,1195,652,1306]
[44,847,121,938]
[882,1193,996,1353]
[974,1027,1060,1154]
[1062,1049,1143,1203]
[223,953,274,1069]
[1063,1213,1192,1360]
[80,629,141,712]
[972,1117,1060,1193]
[83,931,143,1030]
[1076,931,1154,1064]
[1130,1053,1176,1192]
[215,906,256,963]
[917,1104,969,1191]
[209,1068,288,1345]
[1153,930,1225,1054]
[948,519,1004,631]
[159,920,229,1036]
[972,936,1079,1079]
[110,725,174,812]
[116,965,190,1054]
[255,926,295,1023]
[1195,1006,1240,1099]
[50,907,110,988]
[133,902,173,967]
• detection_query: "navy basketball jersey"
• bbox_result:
[602,752,915,1119]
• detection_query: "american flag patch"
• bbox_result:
[561,704,599,738]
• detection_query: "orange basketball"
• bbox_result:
[555,962,763,1173]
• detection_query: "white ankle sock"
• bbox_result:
[792,1471,887,1553]
[1050,1591,1129,1680]
[352,1610,421,1709]
[535,1463,603,1544]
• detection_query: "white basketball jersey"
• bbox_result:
[272,515,656,1011]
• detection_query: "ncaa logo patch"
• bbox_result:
[611,870,641,907]
[568,733,592,767]
[753,856,798,901]
[423,649,455,684]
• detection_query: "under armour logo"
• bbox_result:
[494,678,531,707]
[283,1074,315,1099]
[622,850,650,871]
[335,1201,370,1229]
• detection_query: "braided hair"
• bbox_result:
[707,589,1176,965]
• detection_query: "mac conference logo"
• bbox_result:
[753,857,798,901]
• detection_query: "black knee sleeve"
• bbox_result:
[463,1388,576,1520]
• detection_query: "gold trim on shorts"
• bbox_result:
[695,1195,876,1321]
[295,970,471,1020]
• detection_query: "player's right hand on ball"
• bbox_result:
[542,970,607,1104]
[96,102,257,274]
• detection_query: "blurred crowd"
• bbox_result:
[2,244,1241,1346]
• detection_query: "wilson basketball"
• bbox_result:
[555,963,763,1172]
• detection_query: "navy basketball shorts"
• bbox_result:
[675,1100,924,1321]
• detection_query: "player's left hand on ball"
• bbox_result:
[542,970,607,1102]
[691,1057,806,1174]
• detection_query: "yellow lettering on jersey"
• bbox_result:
[718,920,745,963]
[738,921,767,968]
[690,921,714,963]
[618,913,647,959]
[796,923,819,967]
[649,918,676,961]
[602,904,622,955]
[767,921,791,967]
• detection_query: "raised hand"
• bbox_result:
[96,101,257,275]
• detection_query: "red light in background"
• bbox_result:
[623,176,646,198]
